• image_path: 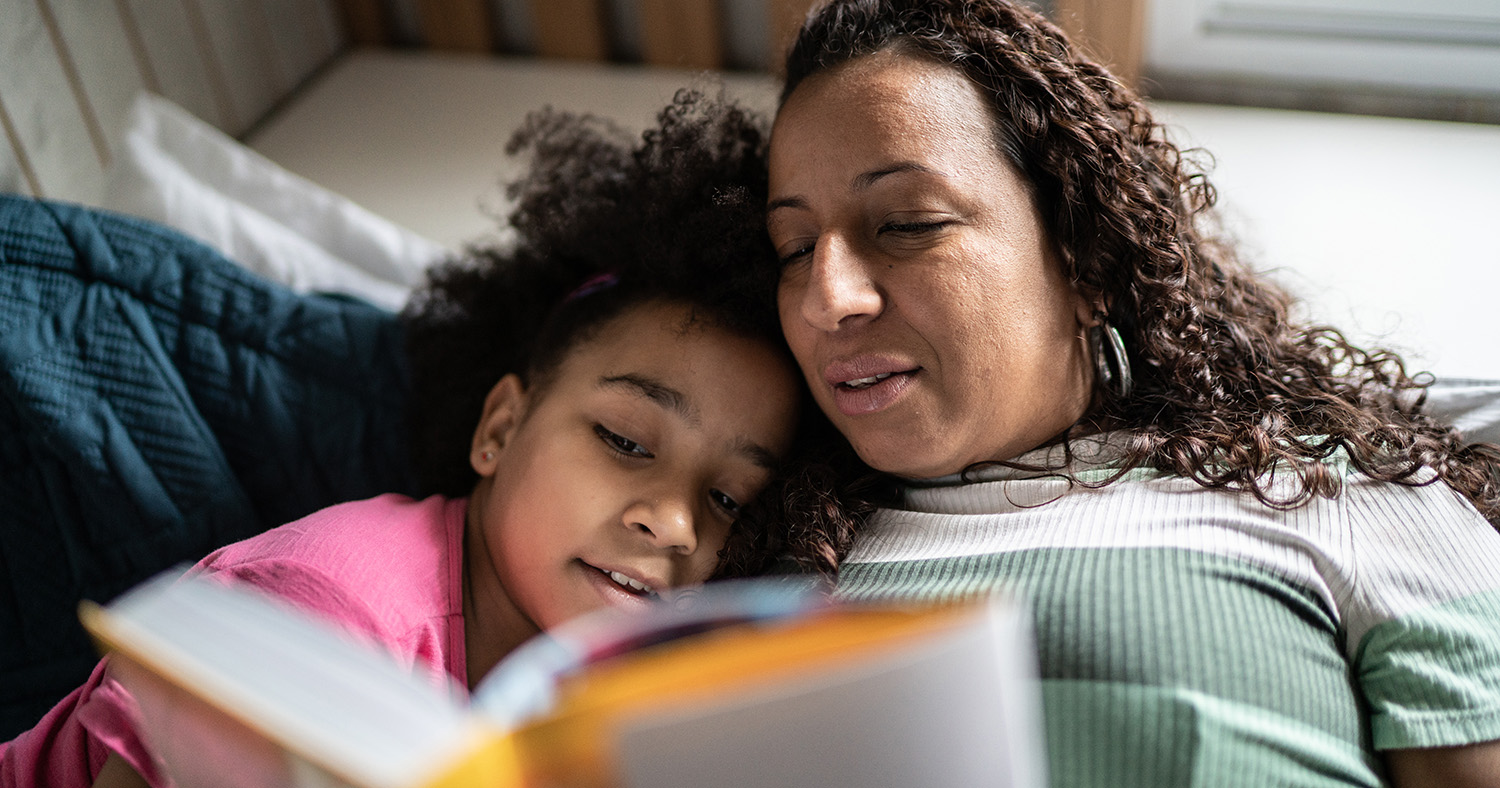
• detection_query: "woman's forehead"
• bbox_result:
[784,51,974,121]
[770,53,1011,186]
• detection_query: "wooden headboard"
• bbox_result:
[0,0,1144,209]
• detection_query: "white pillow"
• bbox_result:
[1426,380,1500,447]
[102,93,446,312]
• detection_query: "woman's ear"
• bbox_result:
[1077,289,1107,327]
[470,374,528,477]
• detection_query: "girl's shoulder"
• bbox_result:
[204,493,462,566]
[191,494,468,645]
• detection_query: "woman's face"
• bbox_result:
[768,50,1095,478]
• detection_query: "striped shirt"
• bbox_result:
[835,440,1500,786]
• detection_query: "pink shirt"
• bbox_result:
[1,494,469,788]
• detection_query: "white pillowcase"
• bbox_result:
[103,93,445,312]
[1426,380,1500,447]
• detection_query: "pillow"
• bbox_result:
[101,93,446,312]
[1426,379,1500,447]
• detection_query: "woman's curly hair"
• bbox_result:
[782,0,1500,521]
[401,89,878,577]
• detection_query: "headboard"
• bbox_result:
[0,0,1148,212]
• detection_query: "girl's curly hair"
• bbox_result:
[401,89,878,577]
[782,0,1500,521]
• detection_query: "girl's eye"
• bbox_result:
[710,489,742,516]
[594,425,653,458]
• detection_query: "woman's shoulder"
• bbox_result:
[892,441,1497,564]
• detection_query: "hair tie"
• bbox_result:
[563,272,620,304]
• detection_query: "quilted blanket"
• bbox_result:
[0,195,417,738]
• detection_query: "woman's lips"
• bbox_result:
[825,361,920,416]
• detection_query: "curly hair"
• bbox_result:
[400,89,876,577]
[781,0,1500,521]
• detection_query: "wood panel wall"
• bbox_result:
[1054,0,1147,88]
[0,0,343,204]
[1,0,1147,204]
[361,0,1142,85]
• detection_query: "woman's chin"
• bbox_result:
[851,437,965,481]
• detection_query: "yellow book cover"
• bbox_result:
[81,570,1045,788]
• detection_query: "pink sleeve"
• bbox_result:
[1,568,385,788]
[192,561,390,652]
[0,659,165,788]
[78,662,164,784]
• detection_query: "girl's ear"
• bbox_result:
[470,374,528,477]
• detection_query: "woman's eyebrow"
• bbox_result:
[853,161,947,190]
[768,161,950,214]
[599,374,697,425]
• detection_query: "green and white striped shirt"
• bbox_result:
[835,440,1500,786]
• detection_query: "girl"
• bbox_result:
[1,90,871,788]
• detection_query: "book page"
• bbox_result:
[611,601,1046,788]
[82,571,496,788]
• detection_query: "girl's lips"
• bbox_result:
[580,561,659,609]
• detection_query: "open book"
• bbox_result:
[80,570,1045,788]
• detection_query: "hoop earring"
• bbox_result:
[1090,318,1133,398]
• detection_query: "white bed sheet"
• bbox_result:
[246,51,1500,382]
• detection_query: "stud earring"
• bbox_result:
[479,449,495,462]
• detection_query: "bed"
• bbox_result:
[3,0,1498,741]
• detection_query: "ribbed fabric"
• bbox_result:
[837,444,1500,787]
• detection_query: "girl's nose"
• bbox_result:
[624,495,698,555]
[794,237,883,332]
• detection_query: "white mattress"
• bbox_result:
[248,51,1500,380]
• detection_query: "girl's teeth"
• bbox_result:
[845,372,893,390]
[607,569,654,595]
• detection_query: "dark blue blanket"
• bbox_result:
[0,195,417,738]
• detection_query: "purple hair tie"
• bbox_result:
[563,272,620,303]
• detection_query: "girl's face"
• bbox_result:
[767,50,1095,479]
[466,300,801,646]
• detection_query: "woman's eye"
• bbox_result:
[710,489,742,516]
[594,425,653,458]
[777,243,814,267]
[880,220,949,236]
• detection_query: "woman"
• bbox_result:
[763,0,1500,785]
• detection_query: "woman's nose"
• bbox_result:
[624,495,698,555]
[795,237,883,332]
